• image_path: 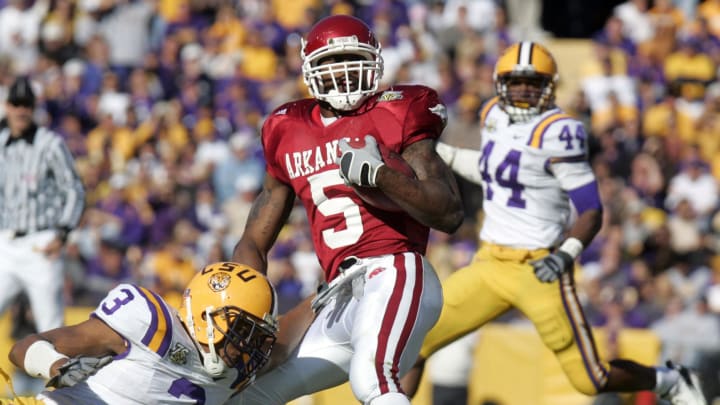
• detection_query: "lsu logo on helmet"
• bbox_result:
[208,272,232,292]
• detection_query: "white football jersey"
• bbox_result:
[476,97,596,249]
[39,284,243,405]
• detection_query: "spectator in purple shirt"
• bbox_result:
[696,17,720,55]
[95,174,145,246]
[252,6,289,56]
[146,182,204,247]
[57,114,87,158]
[593,16,638,58]
[164,1,211,41]
[76,236,133,306]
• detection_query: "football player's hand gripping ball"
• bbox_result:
[338,135,385,187]
[530,251,574,283]
[46,355,113,388]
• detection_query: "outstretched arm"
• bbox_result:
[565,207,603,248]
[435,142,484,185]
[376,139,464,233]
[9,317,125,380]
[232,175,296,274]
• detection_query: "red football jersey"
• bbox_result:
[262,85,447,281]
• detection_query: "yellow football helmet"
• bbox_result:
[493,41,559,122]
[179,262,278,384]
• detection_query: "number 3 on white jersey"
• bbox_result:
[308,170,364,249]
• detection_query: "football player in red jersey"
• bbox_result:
[230,14,463,405]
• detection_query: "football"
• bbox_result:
[349,140,416,212]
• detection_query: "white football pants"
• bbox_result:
[237,252,442,404]
[0,230,64,332]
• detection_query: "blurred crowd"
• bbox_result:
[1,0,720,400]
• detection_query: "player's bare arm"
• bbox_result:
[9,317,125,379]
[530,180,603,280]
[376,138,463,233]
[566,207,602,247]
[232,175,296,273]
[532,159,604,283]
[231,175,312,374]
[263,295,315,374]
[530,204,604,282]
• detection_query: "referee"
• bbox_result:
[0,76,85,333]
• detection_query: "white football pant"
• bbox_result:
[0,230,64,332]
[237,252,442,404]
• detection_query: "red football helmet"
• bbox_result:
[301,15,383,111]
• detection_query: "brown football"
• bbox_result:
[350,140,416,212]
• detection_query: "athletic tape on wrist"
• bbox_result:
[24,340,68,380]
[558,237,584,260]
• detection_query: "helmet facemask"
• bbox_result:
[302,38,383,111]
[211,306,276,388]
[495,72,556,123]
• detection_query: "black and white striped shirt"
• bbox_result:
[0,125,85,234]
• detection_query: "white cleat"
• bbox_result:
[661,361,707,405]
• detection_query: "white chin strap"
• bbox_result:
[322,89,366,111]
[200,307,227,376]
[184,297,227,377]
[200,348,226,377]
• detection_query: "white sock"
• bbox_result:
[654,366,680,395]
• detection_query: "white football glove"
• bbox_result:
[337,135,385,187]
[311,261,367,313]
[46,355,113,388]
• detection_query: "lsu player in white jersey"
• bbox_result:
[4,262,298,405]
[400,41,707,405]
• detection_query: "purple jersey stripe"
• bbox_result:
[133,285,174,356]
[132,285,161,349]
[568,181,602,215]
[543,154,589,175]
[113,341,132,360]
[147,288,174,357]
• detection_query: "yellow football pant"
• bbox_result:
[421,243,610,395]
[0,398,46,405]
